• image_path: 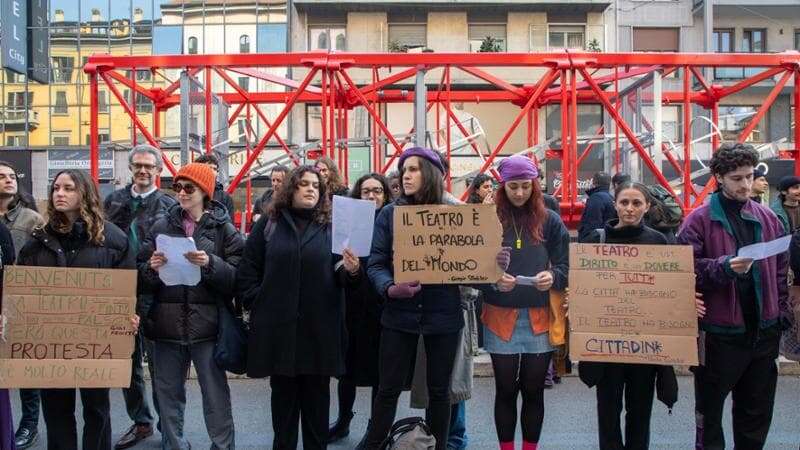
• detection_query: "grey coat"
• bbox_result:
[1,203,44,258]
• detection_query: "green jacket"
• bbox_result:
[770,198,791,233]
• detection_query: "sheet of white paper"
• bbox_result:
[332,195,376,257]
[156,234,201,286]
[516,276,536,286]
[737,234,792,261]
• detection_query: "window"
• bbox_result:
[719,105,767,143]
[548,26,585,50]
[237,119,247,144]
[51,56,74,83]
[795,29,800,50]
[306,105,323,141]
[125,70,152,82]
[188,36,198,54]
[633,28,679,52]
[308,27,346,51]
[388,24,427,52]
[7,92,33,107]
[53,91,68,115]
[469,24,507,52]
[4,70,24,83]
[237,77,249,91]
[99,90,108,113]
[240,35,250,53]
[52,134,70,146]
[85,132,110,145]
[257,24,287,53]
[124,90,153,113]
[545,104,603,146]
[742,29,766,52]
[5,135,27,146]
[713,29,737,79]
[153,26,183,55]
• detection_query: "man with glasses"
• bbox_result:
[104,144,176,449]
[194,153,235,222]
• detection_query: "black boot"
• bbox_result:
[327,411,354,443]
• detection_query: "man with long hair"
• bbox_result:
[104,144,176,449]
[0,161,45,449]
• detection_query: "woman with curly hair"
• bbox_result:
[17,169,137,450]
[237,165,361,450]
[314,156,349,197]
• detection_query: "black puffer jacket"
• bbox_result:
[138,201,244,344]
[104,185,177,245]
[213,181,235,222]
[18,220,133,270]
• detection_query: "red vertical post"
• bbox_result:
[321,70,328,158]
[89,70,100,183]
[205,67,213,154]
[131,68,138,146]
[446,66,452,191]
[795,69,800,175]
[614,66,620,173]
[560,70,569,203]
[436,100,441,148]
[533,107,539,146]
[683,66,692,209]
[711,102,720,154]
[570,69,579,205]
[246,103,252,222]
[372,68,380,172]
[329,70,337,161]
[343,107,350,183]
[526,109,533,148]
[153,105,161,188]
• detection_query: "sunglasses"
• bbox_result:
[172,182,197,194]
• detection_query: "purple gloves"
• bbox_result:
[387,281,422,299]
[496,246,512,271]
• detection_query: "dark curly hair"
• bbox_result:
[350,173,391,209]
[267,166,331,224]
[709,143,759,177]
[467,173,493,204]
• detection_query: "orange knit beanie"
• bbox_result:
[175,162,216,198]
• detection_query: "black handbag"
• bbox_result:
[212,224,248,374]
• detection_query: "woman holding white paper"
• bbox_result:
[16,169,136,450]
[138,162,243,450]
[478,155,569,450]
[328,173,391,445]
[236,165,360,450]
[579,181,705,450]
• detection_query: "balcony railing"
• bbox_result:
[0,107,40,129]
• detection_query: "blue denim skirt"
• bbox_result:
[483,308,554,355]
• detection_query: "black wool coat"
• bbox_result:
[237,210,353,378]
[137,202,244,344]
[18,221,134,270]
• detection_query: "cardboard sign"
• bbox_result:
[0,267,137,388]
[393,204,504,284]
[568,243,698,366]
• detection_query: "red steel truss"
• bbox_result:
[84,51,800,226]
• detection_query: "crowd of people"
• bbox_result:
[0,141,797,450]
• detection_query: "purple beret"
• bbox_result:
[498,155,539,182]
[398,147,445,175]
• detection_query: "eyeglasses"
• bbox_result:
[131,163,157,171]
[172,182,197,194]
[361,187,384,196]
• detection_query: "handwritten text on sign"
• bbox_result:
[0,267,136,388]
[393,204,503,284]
[568,244,698,366]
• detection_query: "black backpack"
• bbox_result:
[645,185,683,231]
[380,417,436,450]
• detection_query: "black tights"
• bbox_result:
[336,378,377,418]
[491,352,553,443]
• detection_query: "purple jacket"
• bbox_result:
[677,192,789,333]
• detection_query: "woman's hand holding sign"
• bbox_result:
[532,270,554,292]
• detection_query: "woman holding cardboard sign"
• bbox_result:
[0,221,16,450]
[15,169,136,450]
[364,147,509,450]
[579,181,703,450]
[478,155,570,450]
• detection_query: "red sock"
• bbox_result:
[499,442,515,450]
[522,442,538,450]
